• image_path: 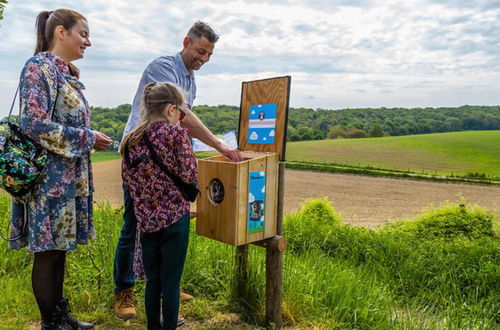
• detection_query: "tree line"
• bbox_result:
[5,104,499,144]
[91,104,500,143]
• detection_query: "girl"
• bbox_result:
[9,8,113,330]
[121,82,198,330]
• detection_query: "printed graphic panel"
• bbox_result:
[247,171,265,233]
[247,104,277,144]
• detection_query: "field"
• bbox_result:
[92,160,500,227]
[286,130,500,179]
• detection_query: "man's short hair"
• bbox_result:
[188,21,219,43]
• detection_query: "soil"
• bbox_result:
[93,160,500,228]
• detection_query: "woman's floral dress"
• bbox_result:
[9,52,97,252]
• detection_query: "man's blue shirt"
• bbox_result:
[121,52,196,142]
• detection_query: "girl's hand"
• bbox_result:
[93,131,113,150]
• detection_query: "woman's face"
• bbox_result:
[62,19,91,61]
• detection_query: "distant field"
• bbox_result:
[91,151,121,163]
[286,130,500,179]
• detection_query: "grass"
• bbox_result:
[91,151,121,163]
[1,194,499,329]
[91,151,217,163]
[286,130,500,179]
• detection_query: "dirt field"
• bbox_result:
[93,160,500,228]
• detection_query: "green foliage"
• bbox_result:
[284,198,341,252]
[346,127,368,138]
[327,126,347,139]
[369,124,385,137]
[90,104,131,147]
[89,103,500,145]
[381,203,496,240]
[284,199,500,328]
[0,0,7,21]
[1,194,500,328]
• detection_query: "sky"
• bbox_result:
[1,0,500,118]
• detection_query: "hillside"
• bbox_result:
[85,104,500,144]
[286,130,500,179]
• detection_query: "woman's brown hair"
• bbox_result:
[121,82,187,156]
[34,9,86,77]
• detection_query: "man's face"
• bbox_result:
[182,36,214,73]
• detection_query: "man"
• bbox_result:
[114,21,242,322]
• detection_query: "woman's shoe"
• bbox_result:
[40,308,72,330]
[57,298,94,329]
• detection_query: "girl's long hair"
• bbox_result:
[34,9,86,77]
[120,82,186,156]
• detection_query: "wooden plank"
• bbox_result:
[264,153,278,238]
[238,76,291,161]
[196,156,239,245]
[236,161,249,245]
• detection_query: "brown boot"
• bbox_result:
[114,288,136,320]
[180,290,193,301]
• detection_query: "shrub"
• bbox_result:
[327,126,347,139]
[284,198,342,253]
[381,203,496,240]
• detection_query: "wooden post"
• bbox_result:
[265,162,285,328]
[235,245,248,298]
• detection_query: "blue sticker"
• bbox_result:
[248,104,277,144]
[248,171,265,233]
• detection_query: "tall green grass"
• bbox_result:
[0,194,499,329]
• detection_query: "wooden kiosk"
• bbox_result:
[196,76,290,327]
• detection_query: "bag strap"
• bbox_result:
[123,140,147,169]
[8,66,60,123]
[143,131,193,191]
[7,84,20,122]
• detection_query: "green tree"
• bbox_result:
[0,1,7,21]
[368,124,384,137]
[327,126,347,139]
[347,127,368,138]
[297,126,313,141]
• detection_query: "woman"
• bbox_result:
[9,9,113,330]
[121,82,197,330]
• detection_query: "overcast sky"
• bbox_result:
[1,0,500,118]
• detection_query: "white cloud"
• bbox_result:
[249,131,258,140]
[248,192,255,203]
[1,0,500,118]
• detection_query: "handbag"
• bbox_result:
[123,131,200,202]
[0,84,51,241]
[0,85,48,199]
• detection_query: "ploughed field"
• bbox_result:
[93,159,500,227]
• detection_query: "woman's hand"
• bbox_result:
[93,131,113,151]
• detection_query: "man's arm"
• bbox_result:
[181,108,243,162]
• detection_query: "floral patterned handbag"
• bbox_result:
[0,85,49,241]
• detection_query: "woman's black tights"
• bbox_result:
[32,250,67,323]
